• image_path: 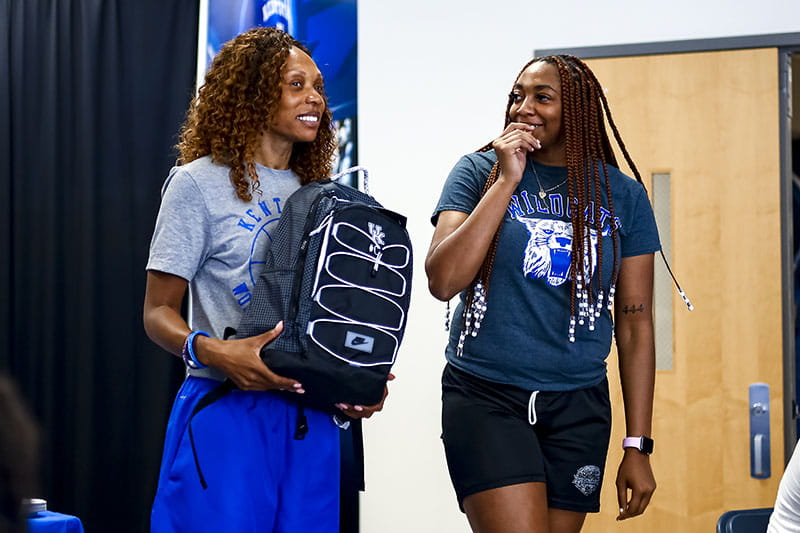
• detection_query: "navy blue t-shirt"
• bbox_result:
[432,150,661,391]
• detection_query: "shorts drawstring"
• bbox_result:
[528,391,540,425]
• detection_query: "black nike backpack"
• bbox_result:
[234,167,413,410]
[187,167,411,489]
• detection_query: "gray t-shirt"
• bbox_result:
[147,155,301,339]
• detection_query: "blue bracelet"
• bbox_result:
[182,330,210,369]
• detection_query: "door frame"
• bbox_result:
[535,32,800,463]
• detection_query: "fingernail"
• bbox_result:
[354,406,364,412]
[296,389,305,394]
[293,383,302,388]
[335,403,345,409]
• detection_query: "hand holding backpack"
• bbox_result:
[235,167,413,411]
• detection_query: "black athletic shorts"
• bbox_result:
[441,363,611,513]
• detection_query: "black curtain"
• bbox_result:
[1,1,198,531]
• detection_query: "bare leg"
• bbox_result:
[548,509,586,533]
[463,482,549,533]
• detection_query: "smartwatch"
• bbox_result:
[622,436,654,455]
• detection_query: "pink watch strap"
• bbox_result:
[622,437,642,449]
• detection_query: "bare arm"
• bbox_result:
[613,253,657,520]
[142,270,192,357]
[425,123,541,301]
[142,270,302,393]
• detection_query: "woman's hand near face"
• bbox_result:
[194,322,305,393]
[491,122,541,186]
[425,124,541,300]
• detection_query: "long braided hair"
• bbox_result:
[459,55,646,347]
[177,27,337,202]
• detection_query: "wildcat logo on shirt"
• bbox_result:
[517,217,610,287]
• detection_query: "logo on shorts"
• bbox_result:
[572,465,601,496]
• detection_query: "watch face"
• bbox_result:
[641,437,654,454]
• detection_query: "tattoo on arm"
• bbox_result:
[621,303,645,315]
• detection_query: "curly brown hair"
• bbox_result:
[177,27,337,202]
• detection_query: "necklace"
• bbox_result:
[531,161,568,199]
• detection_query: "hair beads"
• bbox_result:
[456,282,487,357]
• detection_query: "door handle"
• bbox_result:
[753,433,765,476]
[749,383,771,479]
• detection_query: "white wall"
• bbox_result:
[357,2,800,531]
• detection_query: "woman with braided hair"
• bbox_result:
[144,27,387,532]
[426,55,660,532]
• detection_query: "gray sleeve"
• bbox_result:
[145,167,210,282]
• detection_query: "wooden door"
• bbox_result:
[582,48,784,532]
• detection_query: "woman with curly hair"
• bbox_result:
[426,55,661,532]
[144,27,381,532]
